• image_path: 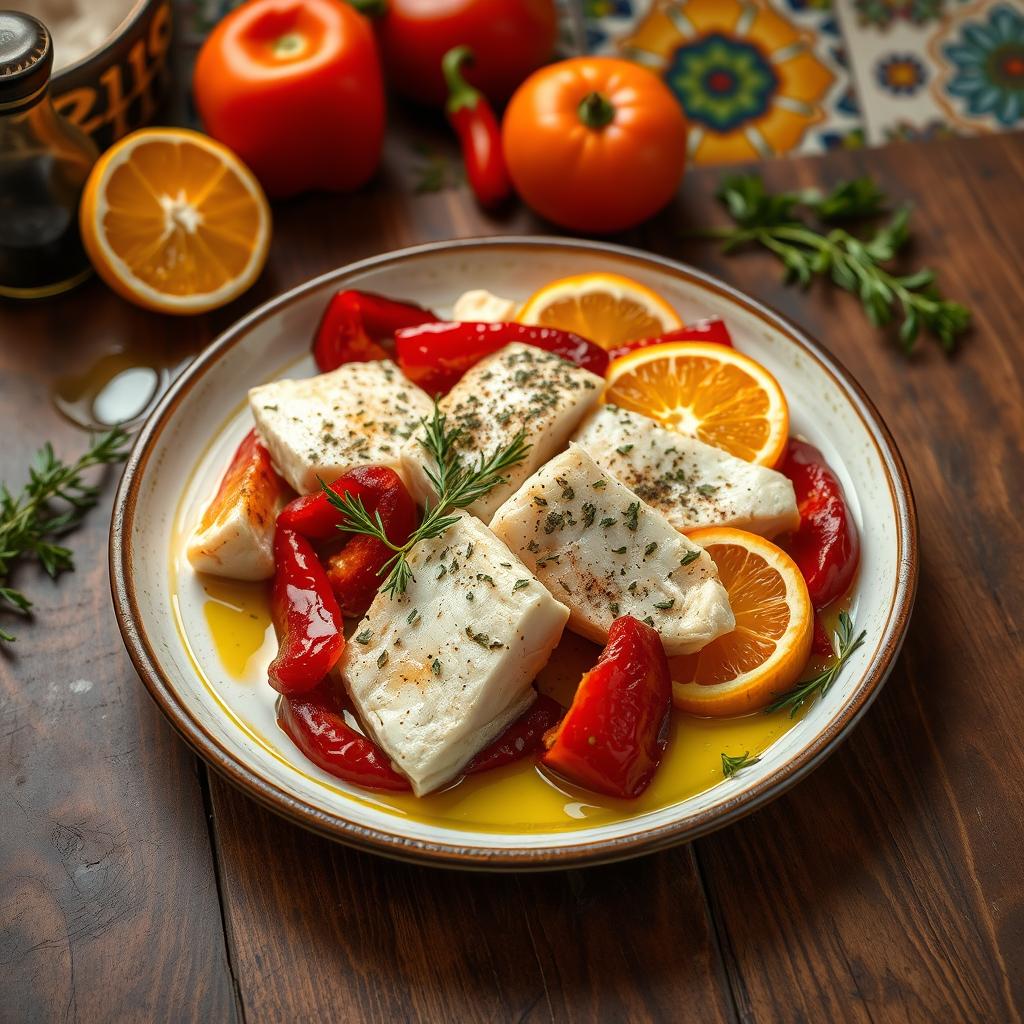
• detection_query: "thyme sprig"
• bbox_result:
[703,174,970,353]
[721,750,761,778]
[324,402,530,597]
[765,611,866,718]
[1,426,131,642]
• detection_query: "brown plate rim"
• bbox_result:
[109,236,918,871]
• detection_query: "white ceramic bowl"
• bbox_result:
[110,238,917,870]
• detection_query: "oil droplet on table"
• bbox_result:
[53,350,167,429]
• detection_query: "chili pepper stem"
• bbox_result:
[442,45,481,113]
[578,91,616,129]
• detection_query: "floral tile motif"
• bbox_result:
[613,0,857,162]
[930,0,1024,128]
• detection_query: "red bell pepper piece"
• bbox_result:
[778,438,860,610]
[267,526,346,695]
[278,682,410,791]
[541,616,671,799]
[811,616,834,657]
[395,320,609,395]
[608,317,734,361]
[313,289,438,372]
[278,466,418,618]
[465,694,564,775]
[442,46,512,210]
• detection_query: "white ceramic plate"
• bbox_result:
[110,238,917,870]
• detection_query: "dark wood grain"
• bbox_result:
[1,100,1021,1023]
[0,298,239,1021]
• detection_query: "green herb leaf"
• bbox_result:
[0,426,130,642]
[721,750,761,777]
[765,611,866,717]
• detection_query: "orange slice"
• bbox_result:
[80,128,271,314]
[670,527,812,717]
[517,272,682,350]
[604,342,789,466]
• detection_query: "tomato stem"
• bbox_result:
[577,91,615,129]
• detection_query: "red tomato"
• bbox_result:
[193,0,385,198]
[375,0,557,107]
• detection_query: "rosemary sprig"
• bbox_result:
[0,426,131,642]
[704,174,970,353]
[765,611,866,718]
[324,403,530,597]
[721,750,761,778]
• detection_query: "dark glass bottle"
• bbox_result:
[0,11,98,299]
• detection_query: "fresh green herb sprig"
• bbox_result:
[765,611,866,718]
[706,174,970,353]
[324,403,530,598]
[0,426,131,642]
[721,750,761,778]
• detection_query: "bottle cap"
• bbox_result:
[0,11,53,112]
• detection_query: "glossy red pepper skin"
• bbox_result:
[811,617,834,657]
[313,289,438,372]
[267,526,346,695]
[395,320,609,394]
[608,317,734,361]
[443,46,512,209]
[778,439,861,610]
[465,694,563,775]
[278,466,418,618]
[278,683,410,791]
[541,616,671,799]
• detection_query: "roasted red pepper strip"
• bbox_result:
[313,289,438,372]
[395,320,609,394]
[465,694,564,775]
[778,438,860,610]
[541,616,671,799]
[278,682,410,792]
[268,526,346,695]
[278,466,417,618]
[608,317,734,361]
[442,46,512,210]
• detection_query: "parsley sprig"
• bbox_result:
[704,174,970,353]
[324,403,530,597]
[1,426,131,642]
[765,611,866,718]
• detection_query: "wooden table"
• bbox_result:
[2,122,1022,1023]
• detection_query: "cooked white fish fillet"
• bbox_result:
[574,405,799,538]
[187,432,288,581]
[401,343,603,523]
[489,444,735,656]
[249,360,433,494]
[339,512,570,796]
[451,289,517,323]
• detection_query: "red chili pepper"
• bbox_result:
[278,466,418,618]
[541,616,671,799]
[278,682,410,792]
[442,46,512,210]
[313,289,438,373]
[778,438,860,610]
[465,694,564,775]
[608,317,734,362]
[395,320,608,394]
[268,526,346,695]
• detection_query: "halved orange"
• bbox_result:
[80,128,271,314]
[604,342,789,466]
[670,527,812,717]
[517,272,682,350]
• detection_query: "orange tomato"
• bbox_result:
[502,57,688,234]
